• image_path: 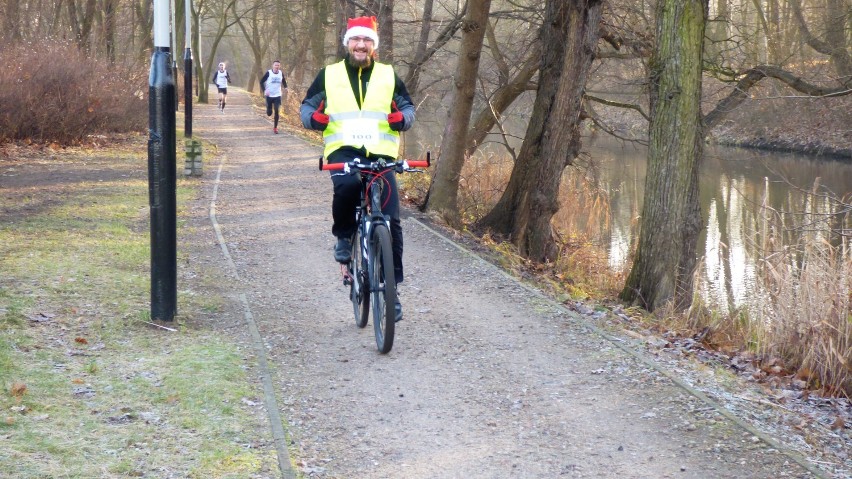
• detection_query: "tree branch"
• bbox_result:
[584,94,649,121]
[704,65,852,129]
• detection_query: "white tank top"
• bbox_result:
[265,70,284,98]
[214,70,229,89]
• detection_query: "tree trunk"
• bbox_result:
[425,0,492,226]
[750,0,781,64]
[200,1,236,103]
[69,0,97,52]
[619,0,708,312]
[4,0,21,43]
[404,0,434,95]
[133,0,154,62]
[235,3,271,94]
[103,0,116,64]
[193,5,207,103]
[525,0,603,261]
[309,0,328,73]
[367,0,395,65]
[335,0,356,59]
[790,0,852,85]
[706,0,729,64]
[477,0,602,262]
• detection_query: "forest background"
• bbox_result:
[0,0,850,395]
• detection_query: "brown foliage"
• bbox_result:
[0,40,147,145]
[9,382,27,402]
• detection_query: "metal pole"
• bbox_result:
[184,0,193,137]
[171,0,179,112]
[148,0,177,321]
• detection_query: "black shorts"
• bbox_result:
[217,87,227,94]
[266,96,282,107]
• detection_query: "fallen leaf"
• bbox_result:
[74,337,88,345]
[72,378,85,384]
[10,382,26,399]
[830,416,846,431]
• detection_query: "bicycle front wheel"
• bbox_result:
[369,223,396,353]
[350,230,369,328]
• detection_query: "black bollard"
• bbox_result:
[148,46,177,321]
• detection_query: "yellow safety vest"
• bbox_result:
[323,61,400,159]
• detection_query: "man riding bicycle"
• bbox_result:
[300,15,416,322]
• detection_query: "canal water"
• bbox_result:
[572,134,852,308]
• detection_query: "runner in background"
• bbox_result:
[211,62,231,113]
[260,60,288,134]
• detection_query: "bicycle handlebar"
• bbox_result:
[319,151,431,172]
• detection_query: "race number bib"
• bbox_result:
[341,119,379,146]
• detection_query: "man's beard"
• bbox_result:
[347,52,372,69]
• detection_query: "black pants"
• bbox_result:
[266,96,281,127]
[329,153,404,283]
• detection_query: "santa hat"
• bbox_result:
[342,16,379,50]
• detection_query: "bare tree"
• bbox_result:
[66,0,99,52]
[620,0,708,312]
[3,0,21,43]
[309,0,330,78]
[478,0,604,262]
[425,0,493,226]
[366,0,395,64]
[235,0,274,92]
[401,1,467,97]
[790,0,852,86]
[102,0,118,64]
[197,0,240,103]
[464,41,540,158]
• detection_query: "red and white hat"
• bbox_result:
[342,16,379,50]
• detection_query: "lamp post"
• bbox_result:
[170,0,179,112]
[184,0,193,137]
[148,0,177,321]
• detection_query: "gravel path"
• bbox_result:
[192,89,817,479]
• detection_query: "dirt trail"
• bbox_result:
[192,89,816,479]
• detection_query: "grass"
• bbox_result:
[748,237,852,396]
[0,138,280,478]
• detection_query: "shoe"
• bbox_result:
[334,237,352,263]
[394,301,403,323]
[273,127,278,134]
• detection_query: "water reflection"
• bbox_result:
[577,135,852,308]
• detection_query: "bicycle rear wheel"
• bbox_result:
[369,223,396,353]
[350,230,369,328]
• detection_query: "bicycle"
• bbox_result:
[320,153,430,353]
